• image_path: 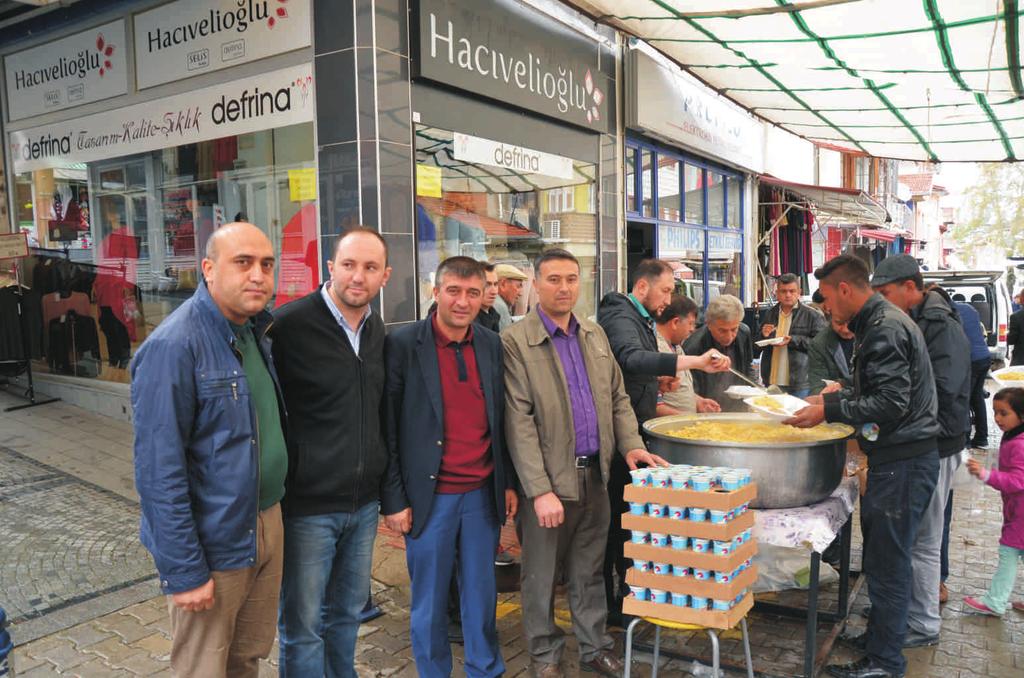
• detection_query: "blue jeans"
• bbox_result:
[405,487,503,678]
[861,451,938,674]
[278,501,380,678]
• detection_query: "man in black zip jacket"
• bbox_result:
[597,258,730,625]
[270,227,391,678]
[871,255,970,647]
[788,255,939,678]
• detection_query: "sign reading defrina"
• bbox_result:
[413,0,614,134]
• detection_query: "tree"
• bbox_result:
[951,163,1024,265]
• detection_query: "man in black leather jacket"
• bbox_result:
[788,255,939,678]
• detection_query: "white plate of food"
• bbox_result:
[755,337,787,348]
[743,393,809,420]
[992,366,1024,388]
[725,385,767,399]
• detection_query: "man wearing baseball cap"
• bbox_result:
[493,264,528,331]
[870,254,970,649]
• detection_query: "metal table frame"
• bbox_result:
[753,517,863,677]
[627,515,862,677]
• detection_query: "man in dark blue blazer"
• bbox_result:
[381,256,517,678]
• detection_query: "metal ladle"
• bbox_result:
[728,367,784,396]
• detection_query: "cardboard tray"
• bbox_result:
[624,483,757,511]
[624,539,757,572]
[626,564,757,600]
[621,508,755,541]
[623,591,754,630]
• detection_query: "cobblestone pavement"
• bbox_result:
[2,388,1022,676]
[0,447,155,634]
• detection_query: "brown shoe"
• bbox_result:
[531,660,564,678]
[581,650,625,677]
[939,582,948,604]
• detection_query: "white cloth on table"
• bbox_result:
[753,476,860,554]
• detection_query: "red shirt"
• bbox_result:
[432,315,493,494]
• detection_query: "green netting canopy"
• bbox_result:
[567,0,1024,161]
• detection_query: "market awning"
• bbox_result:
[857,227,899,242]
[566,1,1024,162]
[759,175,889,226]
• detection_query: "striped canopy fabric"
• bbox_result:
[566,0,1024,161]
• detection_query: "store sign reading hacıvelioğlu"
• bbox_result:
[134,0,311,89]
[453,133,575,180]
[414,0,614,134]
[4,20,129,122]
[8,63,314,174]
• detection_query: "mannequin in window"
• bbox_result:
[93,197,139,369]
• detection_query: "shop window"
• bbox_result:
[727,176,742,229]
[13,122,317,384]
[414,124,599,318]
[641,149,654,218]
[707,172,725,227]
[658,157,681,222]
[708,236,743,301]
[625,147,637,214]
[683,163,704,225]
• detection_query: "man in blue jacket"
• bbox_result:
[132,222,288,678]
[953,300,991,449]
[381,256,516,678]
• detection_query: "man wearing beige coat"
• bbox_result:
[502,249,673,678]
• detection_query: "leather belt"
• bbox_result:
[575,454,599,468]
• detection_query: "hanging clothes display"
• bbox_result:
[758,185,816,294]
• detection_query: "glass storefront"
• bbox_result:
[413,124,600,318]
[12,122,316,383]
[625,138,745,307]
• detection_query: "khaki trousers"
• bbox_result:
[517,465,614,664]
[168,503,283,678]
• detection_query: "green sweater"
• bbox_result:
[233,322,288,511]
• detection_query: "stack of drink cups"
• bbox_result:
[625,464,755,612]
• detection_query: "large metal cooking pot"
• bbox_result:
[642,413,853,509]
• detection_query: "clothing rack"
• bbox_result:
[3,261,60,412]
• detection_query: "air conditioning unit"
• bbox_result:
[543,219,561,239]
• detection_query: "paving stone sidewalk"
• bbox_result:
[2,388,1022,676]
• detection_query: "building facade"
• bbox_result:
[0,0,776,415]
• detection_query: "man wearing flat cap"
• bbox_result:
[871,254,970,649]
[494,264,528,331]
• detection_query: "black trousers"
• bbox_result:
[861,451,939,674]
[969,359,990,444]
[98,306,131,365]
[603,454,631,616]
[941,488,954,582]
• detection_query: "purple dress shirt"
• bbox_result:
[537,307,601,456]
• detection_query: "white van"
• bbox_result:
[923,270,1013,367]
